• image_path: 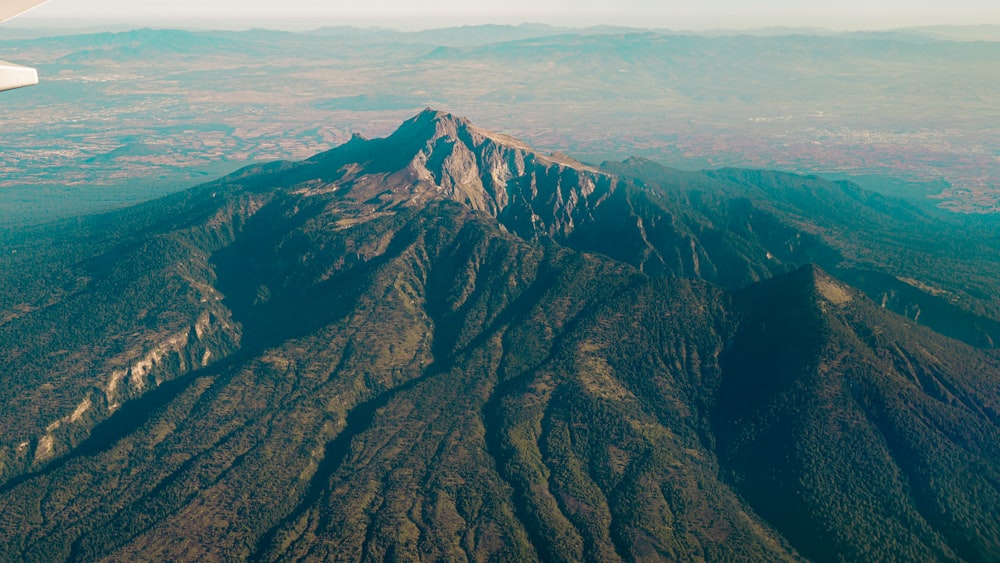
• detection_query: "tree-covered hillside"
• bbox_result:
[0,110,997,561]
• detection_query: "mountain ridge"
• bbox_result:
[264,107,617,241]
[0,110,998,561]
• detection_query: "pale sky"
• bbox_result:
[11,0,1000,31]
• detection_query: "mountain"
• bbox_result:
[0,110,997,561]
[257,108,615,234]
[718,265,1000,562]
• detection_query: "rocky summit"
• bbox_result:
[240,108,616,240]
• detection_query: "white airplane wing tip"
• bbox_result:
[1,0,47,92]
[0,61,39,92]
[0,0,48,23]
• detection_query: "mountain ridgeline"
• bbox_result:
[0,110,997,561]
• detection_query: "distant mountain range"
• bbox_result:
[0,110,997,561]
[3,24,998,228]
[9,22,1000,42]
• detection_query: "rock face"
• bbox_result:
[275,108,617,239]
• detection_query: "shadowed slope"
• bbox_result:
[716,265,1000,561]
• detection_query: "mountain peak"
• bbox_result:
[294,110,616,239]
[734,264,855,329]
[798,264,853,306]
[396,107,472,137]
[415,107,467,125]
[387,108,534,156]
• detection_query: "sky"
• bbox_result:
[11,0,1000,31]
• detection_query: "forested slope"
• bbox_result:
[1,110,997,561]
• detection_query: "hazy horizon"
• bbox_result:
[9,0,1000,32]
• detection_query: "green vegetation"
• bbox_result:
[0,111,997,561]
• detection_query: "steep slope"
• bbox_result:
[0,200,796,562]
[603,157,1000,347]
[0,187,259,479]
[716,265,1000,562]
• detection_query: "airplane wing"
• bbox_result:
[1,0,47,92]
[0,60,38,91]
[0,0,48,22]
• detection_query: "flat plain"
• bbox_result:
[1,25,998,227]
